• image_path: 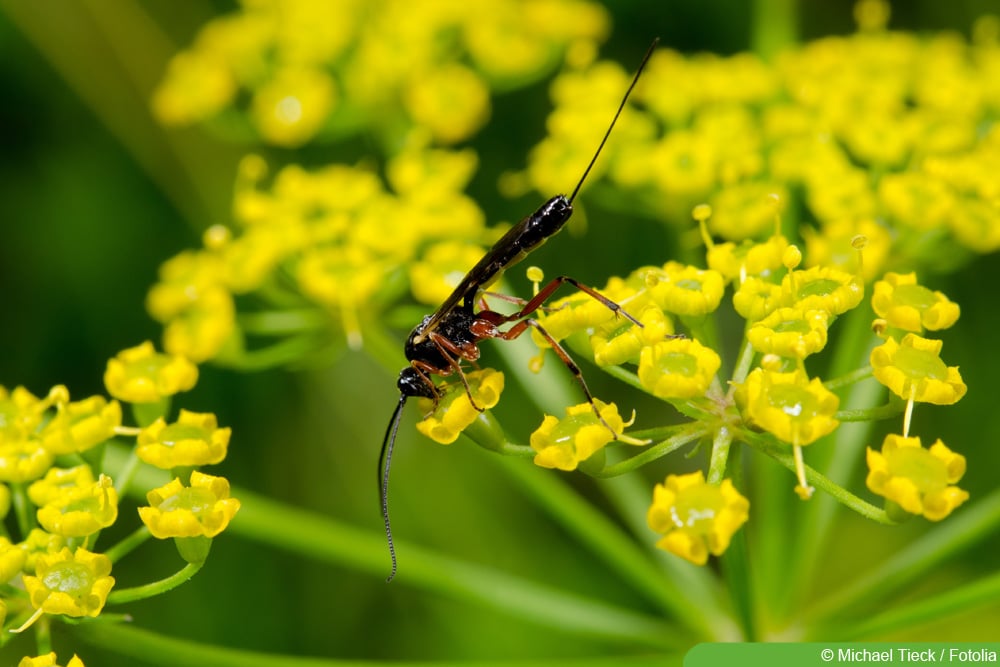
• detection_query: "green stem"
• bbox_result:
[824,365,874,391]
[112,448,143,499]
[730,340,757,388]
[836,402,903,422]
[10,483,34,537]
[104,526,151,563]
[589,423,708,478]
[706,426,734,484]
[107,561,203,605]
[743,430,892,524]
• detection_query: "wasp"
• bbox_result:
[380,39,658,581]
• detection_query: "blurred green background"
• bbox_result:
[1,0,999,664]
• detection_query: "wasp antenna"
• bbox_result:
[379,394,408,582]
[567,37,660,205]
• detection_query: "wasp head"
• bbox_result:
[397,366,438,399]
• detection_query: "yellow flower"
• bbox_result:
[647,262,725,316]
[297,246,386,308]
[0,537,26,584]
[19,529,66,574]
[732,276,783,322]
[386,146,479,202]
[408,241,485,306]
[23,547,114,618]
[741,368,839,446]
[218,226,294,293]
[103,341,198,404]
[871,272,960,332]
[948,198,1000,254]
[36,475,119,538]
[0,438,53,484]
[161,286,236,363]
[638,338,721,400]
[591,306,674,367]
[0,385,44,442]
[646,471,749,565]
[782,265,864,316]
[707,182,787,242]
[706,234,788,284]
[866,434,968,520]
[136,410,232,469]
[18,653,85,667]
[533,276,639,342]
[806,165,877,225]
[747,307,829,359]
[27,465,95,507]
[878,171,956,232]
[870,334,966,404]
[530,400,634,471]
[40,395,121,455]
[138,471,241,539]
[415,369,504,445]
[251,67,336,147]
[649,130,718,202]
[146,250,224,323]
[403,63,491,144]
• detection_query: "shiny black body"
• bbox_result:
[411,196,573,345]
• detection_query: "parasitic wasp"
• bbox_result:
[380,39,659,582]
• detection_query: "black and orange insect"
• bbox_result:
[380,39,658,581]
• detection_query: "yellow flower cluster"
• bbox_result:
[526,6,1000,268]
[147,149,498,363]
[153,0,610,147]
[0,343,239,659]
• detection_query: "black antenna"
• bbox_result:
[379,394,406,582]
[567,37,659,205]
